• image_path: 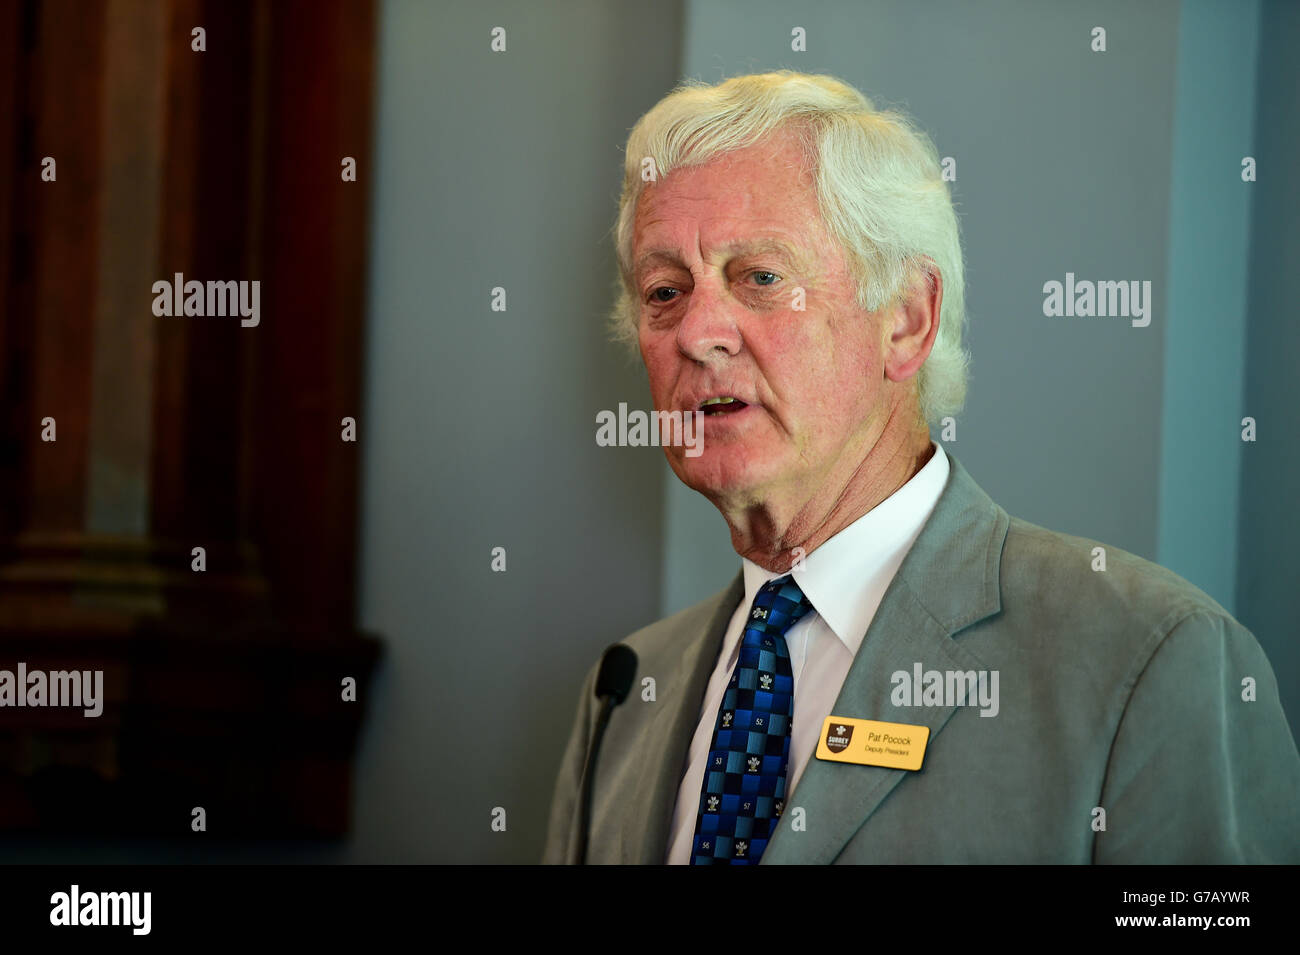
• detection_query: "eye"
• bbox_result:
[648,286,680,304]
[750,270,780,286]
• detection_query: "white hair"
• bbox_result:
[609,70,970,428]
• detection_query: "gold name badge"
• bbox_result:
[815,715,930,771]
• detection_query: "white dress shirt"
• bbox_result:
[665,441,950,864]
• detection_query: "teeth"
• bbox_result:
[700,396,738,407]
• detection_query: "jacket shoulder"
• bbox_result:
[1000,515,1235,634]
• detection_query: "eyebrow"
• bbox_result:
[633,238,813,278]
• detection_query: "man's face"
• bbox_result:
[632,129,892,509]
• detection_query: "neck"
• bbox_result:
[720,412,934,574]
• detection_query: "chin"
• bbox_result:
[669,450,768,501]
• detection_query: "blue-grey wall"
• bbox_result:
[1237,0,1300,730]
[1158,0,1258,616]
[353,0,682,862]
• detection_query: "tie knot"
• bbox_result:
[745,575,814,640]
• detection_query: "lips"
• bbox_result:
[699,396,749,416]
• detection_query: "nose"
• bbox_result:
[675,276,742,364]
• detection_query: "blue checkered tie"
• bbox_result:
[690,575,815,865]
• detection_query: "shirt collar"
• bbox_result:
[739,441,950,654]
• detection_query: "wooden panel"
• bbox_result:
[0,0,381,839]
[253,0,375,629]
[25,0,106,533]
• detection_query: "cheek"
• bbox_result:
[640,338,677,398]
[804,326,881,417]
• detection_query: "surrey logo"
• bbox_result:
[825,723,853,753]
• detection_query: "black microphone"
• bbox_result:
[576,643,638,864]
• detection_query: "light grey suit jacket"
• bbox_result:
[543,453,1300,863]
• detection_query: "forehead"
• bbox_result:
[631,132,829,270]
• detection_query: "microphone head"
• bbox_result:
[594,643,638,705]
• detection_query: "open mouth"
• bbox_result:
[699,396,749,416]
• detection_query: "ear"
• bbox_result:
[883,259,942,383]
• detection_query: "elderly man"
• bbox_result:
[543,71,1300,864]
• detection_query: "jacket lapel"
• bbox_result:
[620,571,745,863]
[761,453,1009,864]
